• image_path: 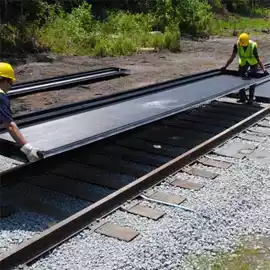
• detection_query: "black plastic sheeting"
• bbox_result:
[1,69,269,157]
[255,80,270,100]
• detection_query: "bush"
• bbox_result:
[38,2,181,56]
[177,0,213,36]
[152,0,213,36]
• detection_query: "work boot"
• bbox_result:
[237,89,247,103]
[247,85,256,105]
[247,99,254,105]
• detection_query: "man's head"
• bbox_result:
[0,62,16,92]
[238,33,249,47]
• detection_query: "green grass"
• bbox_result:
[209,15,270,36]
[184,238,270,270]
[1,1,269,57]
[38,3,181,56]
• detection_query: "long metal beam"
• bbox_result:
[5,64,270,128]
[8,67,130,98]
[0,68,269,163]
[0,68,222,134]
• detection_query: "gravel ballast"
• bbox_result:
[24,121,270,270]
[0,155,23,173]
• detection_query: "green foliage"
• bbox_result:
[152,0,213,36]
[209,16,270,36]
[184,244,270,270]
[217,0,270,17]
[38,3,181,56]
[250,5,270,17]
[177,0,213,36]
[1,0,269,57]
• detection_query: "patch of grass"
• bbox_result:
[184,238,270,270]
[38,2,181,56]
[250,6,270,18]
[209,14,270,36]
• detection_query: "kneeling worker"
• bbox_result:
[222,33,269,103]
[0,62,42,162]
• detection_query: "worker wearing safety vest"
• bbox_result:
[222,33,269,103]
[0,62,42,162]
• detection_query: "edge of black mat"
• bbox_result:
[4,68,223,124]
[1,64,269,134]
[43,75,270,157]
[1,74,269,180]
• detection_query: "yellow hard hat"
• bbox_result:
[0,62,16,82]
[238,33,249,47]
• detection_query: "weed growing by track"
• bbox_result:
[184,236,270,270]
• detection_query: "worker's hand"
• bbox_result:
[221,66,226,73]
[264,70,269,76]
[20,143,43,162]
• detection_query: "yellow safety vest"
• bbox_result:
[0,89,6,94]
[237,40,258,66]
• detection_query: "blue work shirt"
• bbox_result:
[0,89,13,124]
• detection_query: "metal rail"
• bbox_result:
[8,67,130,98]
[1,75,269,162]
[1,103,269,270]
[3,66,269,131]
[0,68,222,135]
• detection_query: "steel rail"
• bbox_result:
[3,65,270,130]
[0,105,269,270]
[7,61,270,100]
[43,76,270,158]
[0,68,222,134]
[8,67,130,98]
[1,75,269,162]
[0,68,269,139]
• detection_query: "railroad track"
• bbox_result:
[8,67,130,98]
[1,97,270,270]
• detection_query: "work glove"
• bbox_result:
[264,70,269,76]
[20,143,43,162]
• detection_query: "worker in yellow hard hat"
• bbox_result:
[0,62,42,162]
[222,33,269,104]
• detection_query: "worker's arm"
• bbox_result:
[1,97,27,146]
[258,57,269,75]
[254,46,269,75]
[1,100,42,162]
[223,53,237,69]
[222,44,237,70]
[3,121,27,146]
[3,120,43,161]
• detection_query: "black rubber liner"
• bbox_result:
[0,66,269,159]
[255,80,270,101]
[8,67,130,98]
[0,68,222,134]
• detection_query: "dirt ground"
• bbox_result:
[8,35,270,115]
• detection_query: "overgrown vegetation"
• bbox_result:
[0,0,269,57]
[38,3,181,56]
[184,238,270,270]
[210,16,270,36]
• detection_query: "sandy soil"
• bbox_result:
[8,35,270,115]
